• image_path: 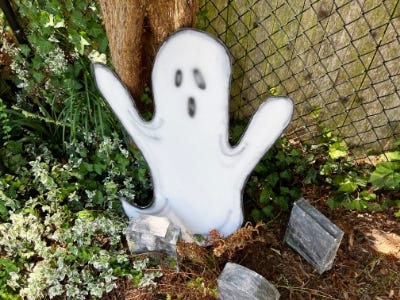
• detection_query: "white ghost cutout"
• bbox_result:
[93,29,294,240]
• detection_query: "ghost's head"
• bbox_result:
[152,29,231,125]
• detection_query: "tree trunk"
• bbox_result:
[98,0,198,112]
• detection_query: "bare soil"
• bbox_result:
[104,186,400,300]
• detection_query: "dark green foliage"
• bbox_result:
[316,132,399,215]
[231,120,400,222]
[244,138,318,222]
[0,258,20,299]
[0,2,399,298]
[0,99,11,143]
[1,0,117,147]
[230,123,318,222]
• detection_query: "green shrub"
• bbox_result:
[238,117,400,221]
[368,144,400,217]
[369,147,400,189]
[244,136,318,222]
[0,208,160,299]
[0,133,157,299]
[315,131,400,214]
[228,122,319,222]
[0,132,152,219]
[316,132,374,210]
[1,0,116,145]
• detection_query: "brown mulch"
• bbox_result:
[104,186,400,300]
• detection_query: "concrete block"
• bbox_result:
[218,262,280,300]
[284,198,344,274]
[126,215,181,259]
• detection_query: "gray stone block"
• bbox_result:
[217,263,280,300]
[126,215,181,259]
[284,198,344,274]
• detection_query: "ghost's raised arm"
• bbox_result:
[231,97,294,178]
[92,63,161,142]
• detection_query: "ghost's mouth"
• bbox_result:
[188,97,196,118]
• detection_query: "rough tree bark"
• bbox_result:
[98,0,198,111]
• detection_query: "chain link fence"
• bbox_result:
[199,0,400,156]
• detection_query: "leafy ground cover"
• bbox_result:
[1,1,399,299]
[1,114,399,299]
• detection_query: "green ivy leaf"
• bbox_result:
[310,107,322,119]
[115,153,130,169]
[80,162,93,174]
[259,186,272,204]
[76,1,88,11]
[251,208,264,222]
[328,141,348,159]
[137,168,147,183]
[383,151,400,161]
[64,78,83,90]
[30,35,54,54]
[359,190,376,201]
[93,163,106,175]
[369,162,400,189]
[274,195,289,211]
[0,258,19,274]
[262,206,274,218]
[279,170,292,181]
[0,201,9,220]
[275,150,286,164]
[68,30,89,54]
[344,199,367,210]
[71,10,86,28]
[4,141,23,154]
[320,163,333,175]
[304,168,318,184]
[93,191,104,205]
[338,178,358,193]
[254,163,267,173]
[87,22,105,38]
[265,172,279,187]
[32,71,45,83]
[76,209,96,221]
[230,124,245,144]
[327,197,342,209]
[19,44,31,57]
[97,36,109,53]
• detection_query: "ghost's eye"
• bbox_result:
[175,69,183,87]
[193,69,206,90]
